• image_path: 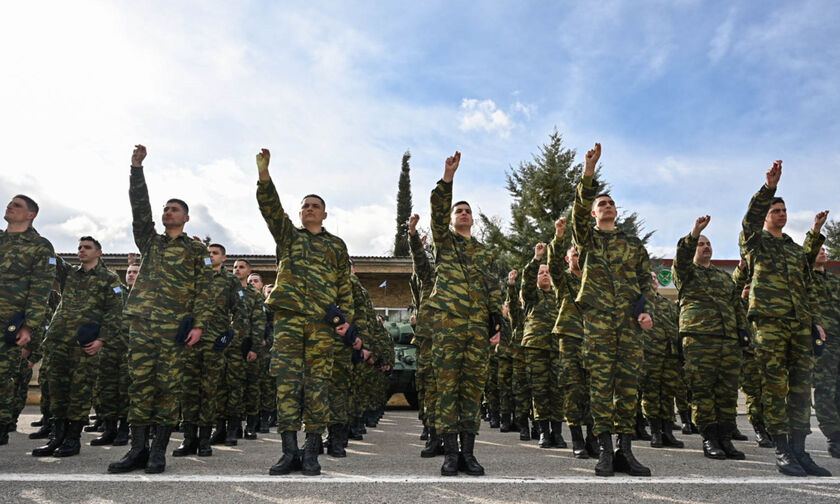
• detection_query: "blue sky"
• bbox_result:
[2,1,838,259]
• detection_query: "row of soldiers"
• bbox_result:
[0,144,395,476]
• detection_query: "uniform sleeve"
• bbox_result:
[673,234,697,289]
[129,166,157,252]
[229,280,249,345]
[191,244,215,331]
[637,244,655,312]
[547,236,568,296]
[98,275,123,345]
[572,174,596,250]
[802,230,826,268]
[335,244,355,324]
[351,279,370,342]
[430,180,452,251]
[409,232,433,287]
[506,282,523,328]
[248,291,266,344]
[741,184,776,254]
[23,240,56,335]
[521,257,540,310]
[256,178,294,249]
[731,264,750,290]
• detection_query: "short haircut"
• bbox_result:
[13,194,39,214]
[566,244,578,256]
[770,197,785,206]
[166,198,189,214]
[234,258,252,268]
[247,272,262,280]
[592,193,613,209]
[208,243,226,255]
[301,194,326,209]
[127,263,140,271]
[451,200,471,212]
[79,235,102,250]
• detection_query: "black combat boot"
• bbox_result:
[91,418,118,446]
[827,432,840,458]
[259,411,271,434]
[790,431,831,476]
[420,425,429,440]
[499,413,512,433]
[649,417,664,448]
[718,423,745,460]
[31,412,47,427]
[269,431,300,475]
[54,420,83,457]
[197,426,213,456]
[550,421,567,448]
[661,420,685,448]
[570,425,589,459]
[244,414,259,440]
[459,432,485,476]
[701,424,726,460]
[594,431,614,477]
[421,428,442,458]
[0,426,7,445]
[753,424,775,448]
[29,417,53,440]
[210,419,226,445]
[489,411,500,429]
[225,417,239,446]
[731,426,748,441]
[679,410,696,435]
[301,432,322,476]
[145,425,173,474]
[32,418,67,457]
[113,418,129,446]
[108,426,150,473]
[585,424,599,458]
[348,418,363,441]
[440,433,460,476]
[774,433,806,477]
[538,420,552,448]
[357,416,367,434]
[172,423,198,457]
[518,417,531,441]
[614,433,651,477]
[84,416,102,433]
[364,410,377,428]
[634,412,651,441]
[327,424,346,458]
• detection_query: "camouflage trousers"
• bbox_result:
[525,346,563,421]
[350,363,364,418]
[417,332,438,428]
[484,352,500,414]
[752,317,813,435]
[497,354,514,415]
[95,334,130,420]
[271,311,334,434]
[13,358,32,421]
[0,344,21,425]
[814,330,840,437]
[682,333,740,428]
[244,357,261,416]
[432,310,490,435]
[583,308,643,436]
[257,350,276,414]
[674,365,691,413]
[127,317,183,426]
[46,334,99,422]
[38,352,51,415]
[328,340,353,425]
[414,334,427,423]
[740,349,765,427]
[511,345,532,420]
[220,346,246,417]
[640,346,681,422]
[180,334,225,426]
[559,335,591,426]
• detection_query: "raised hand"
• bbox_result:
[584,142,601,175]
[507,269,518,286]
[813,210,830,233]
[443,151,461,183]
[408,214,420,235]
[691,215,711,238]
[132,144,147,167]
[555,217,567,238]
[766,160,782,188]
[256,148,271,181]
[534,242,547,260]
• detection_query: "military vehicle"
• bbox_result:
[386,321,418,409]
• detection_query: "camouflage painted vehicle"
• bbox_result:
[386,321,419,409]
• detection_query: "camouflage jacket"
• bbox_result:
[547,236,583,339]
[257,178,354,322]
[519,257,559,351]
[731,267,756,352]
[495,318,513,357]
[49,258,123,344]
[741,183,822,325]
[672,234,746,339]
[646,293,681,358]
[242,284,267,351]
[29,290,62,364]
[204,268,248,347]
[427,179,502,323]
[125,166,215,329]
[572,174,654,315]
[803,232,840,337]
[409,231,434,345]
[0,226,55,356]
[506,282,525,346]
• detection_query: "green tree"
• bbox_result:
[825,218,840,260]
[393,150,412,257]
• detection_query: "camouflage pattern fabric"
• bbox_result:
[674,369,691,415]
[740,347,765,428]
[641,294,683,422]
[497,319,514,416]
[409,231,436,426]
[221,345,246,417]
[328,338,353,425]
[126,316,183,426]
[547,237,583,338]
[241,285,266,416]
[526,347,564,422]
[506,283,532,421]
[95,285,130,420]
[559,334,591,426]
[484,352,500,415]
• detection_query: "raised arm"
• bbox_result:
[129,145,156,252]
[255,148,294,248]
[741,161,780,253]
[572,143,600,249]
[547,217,569,292]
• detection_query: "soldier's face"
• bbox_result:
[591,196,617,222]
[695,236,713,260]
[248,274,264,290]
[451,204,473,229]
[126,265,140,287]
[299,197,327,226]
[208,246,226,268]
[565,246,580,271]
[765,203,787,229]
[162,202,189,229]
[77,240,101,264]
[4,197,36,225]
[233,260,251,280]
[537,264,551,289]
[817,246,827,266]
[650,271,660,292]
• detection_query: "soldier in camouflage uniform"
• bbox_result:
[672,216,745,460]
[495,304,514,433]
[174,244,247,457]
[1,195,54,446]
[255,149,355,477]
[25,290,62,441]
[427,152,502,477]
[740,160,830,477]
[31,237,122,458]
[232,259,265,442]
[548,218,597,458]
[108,145,215,475]
[248,273,276,433]
[572,143,654,477]
[521,242,565,449]
[505,271,532,441]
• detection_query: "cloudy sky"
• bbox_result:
[2,1,838,259]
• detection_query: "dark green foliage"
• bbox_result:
[825,218,840,260]
[393,151,413,257]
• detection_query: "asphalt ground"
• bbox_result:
[3,403,840,504]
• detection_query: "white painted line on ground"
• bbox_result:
[2,474,840,484]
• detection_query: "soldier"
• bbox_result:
[741,160,830,476]
[255,148,355,476]
[108,145,214,474]
[572,143,654,477]
[1,195,55,445]
[232,259,265,441]
[248,272,276,433]
[803,213,840,458]
[671,216,745,460]
[427,151,502,477]
[25,290,62,441]
[495,303,515,433]
[174,243,246,457]
[521,242,565,449]
[31,236,122,458]
[505,270,531,441]
[548,218,597,458]
[90,260,139,447]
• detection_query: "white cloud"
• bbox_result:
[708,8,737,62]
[459,99,514,138]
